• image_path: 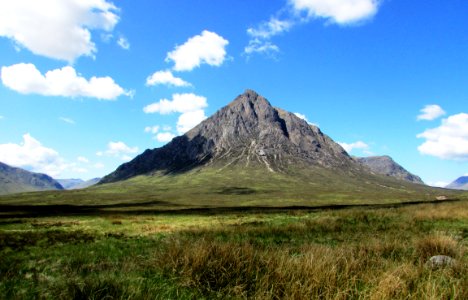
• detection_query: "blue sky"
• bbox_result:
[0,0,467,186]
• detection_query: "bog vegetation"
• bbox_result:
[0,199,467,299]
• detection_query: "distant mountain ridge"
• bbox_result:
[356,156,424,184]
[57,178,101,190]
[446,176,468,190]
[0,162,63,195]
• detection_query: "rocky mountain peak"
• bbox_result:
[100,90,357,184]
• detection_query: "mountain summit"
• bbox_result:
[101,90,359,183]
[356,156,424,184]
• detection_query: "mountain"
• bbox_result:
[94,89,449,205]
[446,176,468,190]
[57,178,101,190]
[0,162,63,195]
[356,156,424,184]
[57,179,84,189]
[101,89,358,184]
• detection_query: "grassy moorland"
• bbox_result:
[1,199,467,299]
[0,166,463,213]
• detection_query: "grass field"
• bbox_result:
[0,166,463,212]
[1,199,467,299]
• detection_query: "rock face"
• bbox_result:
[356,156,424,184]
[0,162,64,195]
[446,176,468,190]
[101,90,359,184]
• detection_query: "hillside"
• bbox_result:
[446,176,468,190]
[57,178,101,190]
[0,162,63,195]
[356,156,424,184]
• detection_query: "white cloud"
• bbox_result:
[177,110,207,134]
[60,117,75,124]
[143,93,207,114]
[244,39,280,56]
[290,0,379,24]
[245,18,291,55]
[417,113,468,160]
[117,36,130,50]
[156,132,176,143]
[1,63,130,100]
[0,0,120,62]
[294,112,309,122]
[338,141,369,153]
[427,181,449,188]
[245,0,379,57]
[248,17,292,39]
[144,126,160,134]
[146,70,191,87]
[0,133,71,177]
[166,30,229,71]
[417,104,446,121]
[294,112,319,127]
[104,141,138,157]
[77,156,89,163]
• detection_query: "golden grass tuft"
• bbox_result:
[415,234,459,261]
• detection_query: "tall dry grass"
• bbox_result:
[155,233,467,299]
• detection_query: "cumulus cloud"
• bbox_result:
[417,104,446,121]
[166,30,229,71]
[104,141,138,157]
[290,0,379,24]
[143,93,207,114]
[177,110,207,134]
[417,113,468,160]
[144,126,160,134]
[245,0,379,56]
[117,36,130,50]
[156,132,176,143]
[0,0,120,62]
[338,141,369,153]
[0,133,72,177]
[60,117,75,124]
[146,70,191,87]
[1,63,130,100]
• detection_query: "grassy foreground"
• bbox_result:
[1,200,467,299]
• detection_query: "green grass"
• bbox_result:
[1,200,467,299]
[1,166,465,212]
